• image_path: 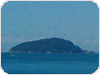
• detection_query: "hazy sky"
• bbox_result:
[1,1,99,52]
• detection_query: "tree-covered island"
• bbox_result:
[9,37,97,54]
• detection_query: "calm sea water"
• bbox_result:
[1,52,99,74]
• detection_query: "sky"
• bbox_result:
[1,1,99,52]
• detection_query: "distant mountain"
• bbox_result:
[83,49,98,54]
[9,37,97,54]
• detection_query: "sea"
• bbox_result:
[1,52,99,74]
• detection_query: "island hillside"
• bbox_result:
[9,37,95,54]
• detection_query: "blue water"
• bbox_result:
[1,52,99,74]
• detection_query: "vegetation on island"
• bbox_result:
[9,37,97,54]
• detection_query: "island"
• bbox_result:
[9,37,98,54]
